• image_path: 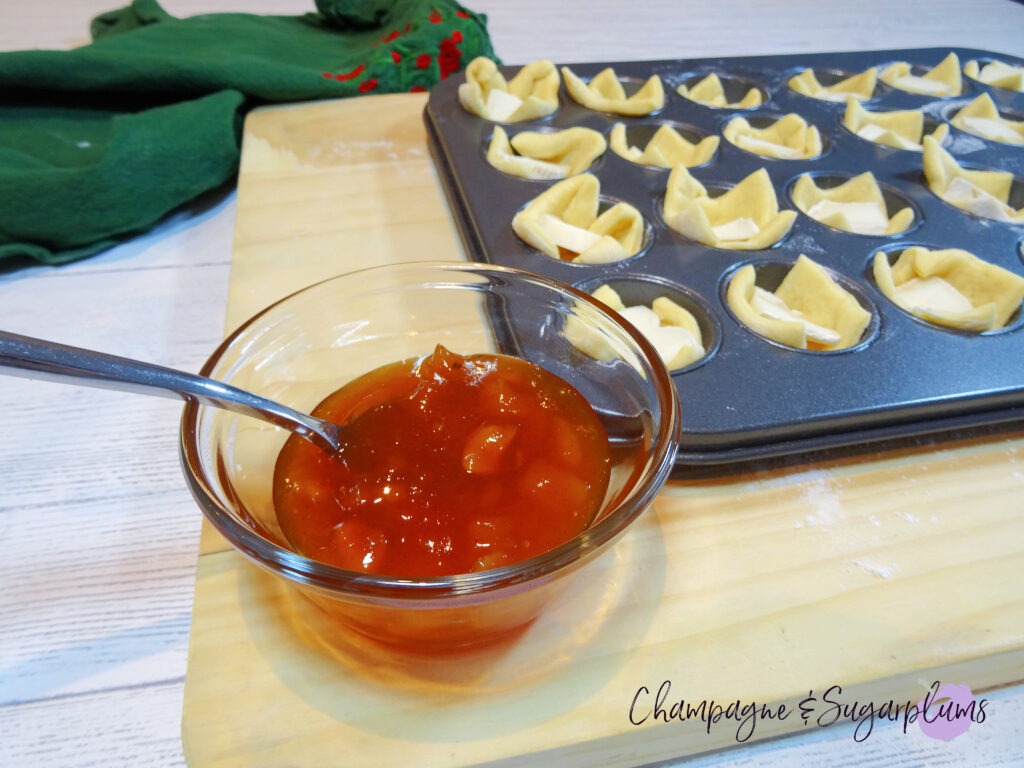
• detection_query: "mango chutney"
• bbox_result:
[273,345,612,578]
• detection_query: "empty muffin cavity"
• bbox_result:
[608,120,719,168]
[789,172,918,236]
[675,72,766,109]
[870,245,1024,333]
[724,256,878,352]
[571,275,719,371]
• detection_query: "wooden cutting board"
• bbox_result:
[181,93,1024,767]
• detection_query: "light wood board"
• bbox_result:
[181,93,1024,767]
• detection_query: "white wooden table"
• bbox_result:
[2,2,1023,766]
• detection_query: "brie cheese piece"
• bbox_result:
[894,276,974,315]
[943,176,1015,221]
[856,123,922,150]
[890,75,952,95]
[750,287,841,345]
[734,134,803,159]
[484,89,524,122]
[806,199,889,235]
[712,217,760,242]
[959,116,1024,144]
[537,213,601,254]
[617,305,703,367]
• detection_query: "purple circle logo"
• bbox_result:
[917,682,976,740]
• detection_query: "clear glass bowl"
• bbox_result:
[180,261,680,654]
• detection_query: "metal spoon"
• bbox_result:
[0,330,342,454]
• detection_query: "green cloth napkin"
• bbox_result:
[0,0,496,265]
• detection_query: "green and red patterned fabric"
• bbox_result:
[0,0,496,264]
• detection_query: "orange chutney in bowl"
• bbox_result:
[273,344,612,579]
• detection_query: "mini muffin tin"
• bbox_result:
[424,47,1024,465]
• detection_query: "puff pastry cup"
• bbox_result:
[843,100,950,151]
[791,172,914,235]
[727,255,871,350]
[879,52,962,97]
[922,135,1024,222]
[872,246,1024,331]
[950,93,1024,145]
[663,166,797,250]
[486,126,606,179]
[586,285,706,369]
[787,67,877,102]
[512,174,645,263]
[963,59,1024,92]
[609,123,718,168]
[722,114,823,160]
[561,66,665,116]
[676,73,763,109]
[458,57,560,122]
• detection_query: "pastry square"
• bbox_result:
[791,172,914,235]
[950,93,1024,145]
[873,246,1024,331]
[923,135,1024,222]
[609,122,718,168]
[486,126,606,179]
[663,166,797,250]
[722,114,823,160]
[459,57,560,122]
[727,255,871,350]
[843,100,949,151]
[561,67,664,116]
[788,67,878,102]
[676,73,763,109]
[512,174,645,263]
[963,58,1024,92]
[880,52,962,96]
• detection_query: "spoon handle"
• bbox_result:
[0,330,341,453]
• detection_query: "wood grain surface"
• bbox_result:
[180,92,1024,768]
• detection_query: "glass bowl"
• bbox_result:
[180,261,680,654]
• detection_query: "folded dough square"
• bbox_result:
[568,285,706,370]
[950,93,1024,145]
[880,52,962,96]
[963,59,1024,92]
[676,73,763,109]
[609,123,718,168]
[459,57,560,122]
[663,166,796,250]
[486,126,606,179]
[923,135,1023,222]
[723,114,823,160]
[788,67,877,102]
[843,100,949,151]
[512,174,645,263]
[727,255,871,350]
[791,172,914,235]
[561,67,664,116]
[873,246,1024,331]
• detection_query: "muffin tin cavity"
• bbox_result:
[964,58,1024,93]
[426,47,1024,463]
[879,52,964,97]
[484,125,606,180]
[923,136,1024,223]
[948,94,1024,145]
[562,67,665,116]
